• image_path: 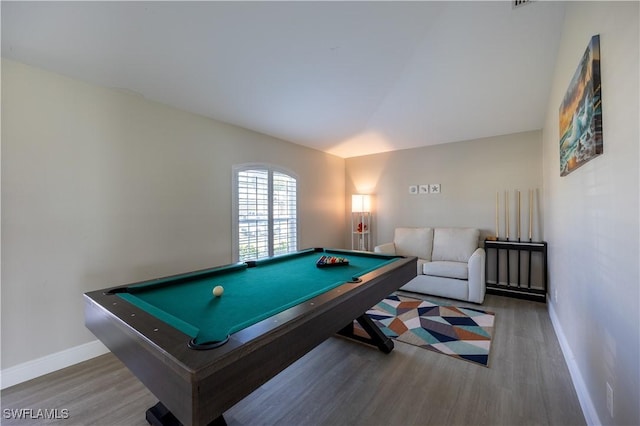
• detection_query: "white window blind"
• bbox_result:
[235,166,297,262]
[272,172,297,256]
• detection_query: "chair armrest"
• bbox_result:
[374,242,397,255]
[467,248,486,303]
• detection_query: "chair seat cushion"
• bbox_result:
[423,261,468,280]
[417,259,429,275]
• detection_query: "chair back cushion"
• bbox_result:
[393,227,433,261]
[431,228,479,262]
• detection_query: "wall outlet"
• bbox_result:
[554,288,558,303]
[606,382,614,418]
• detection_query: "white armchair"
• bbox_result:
[375,227,486,303]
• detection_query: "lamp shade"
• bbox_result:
[351,194,371,213]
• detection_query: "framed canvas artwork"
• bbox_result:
[559,34,603,176]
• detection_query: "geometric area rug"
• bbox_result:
[365,293,496,367]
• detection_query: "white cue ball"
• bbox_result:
[212,285,224,297]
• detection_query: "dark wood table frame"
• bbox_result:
[85,254,416,426]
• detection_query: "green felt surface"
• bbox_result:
[117,249,398,345]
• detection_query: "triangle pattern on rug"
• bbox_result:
[364,294,495,367]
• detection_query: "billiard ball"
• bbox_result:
[212,285,224,297]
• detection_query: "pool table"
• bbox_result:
[84,248,416,426]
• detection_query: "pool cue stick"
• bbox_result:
[505,190,509,241]
[505,190,510,286]
[495,192,499,239]
[529,189,533,241]
[517,190,521,287]
[528,188,533,288]
[517,190,521,241]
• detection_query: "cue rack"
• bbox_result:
[484,189,548,302]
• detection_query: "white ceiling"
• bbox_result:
[1,1,566,158]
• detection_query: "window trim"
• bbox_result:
[232,163,299,262]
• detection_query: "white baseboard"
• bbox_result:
[548,301,601,426]
[0,340,109,390]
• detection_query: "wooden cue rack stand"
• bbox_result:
[484,239,548,302]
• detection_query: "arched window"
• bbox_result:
[233,164,298,262]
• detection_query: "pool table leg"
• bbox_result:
[145,402,227,426]
[338,315,394,354]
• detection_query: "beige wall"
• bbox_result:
[1,60,346,369]
[541,2,639,425]
[345,131,543,247]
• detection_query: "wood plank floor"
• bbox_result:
[1,294,585,426]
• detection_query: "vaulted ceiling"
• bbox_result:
[2,1,566,158]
